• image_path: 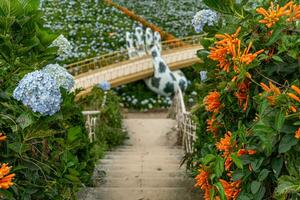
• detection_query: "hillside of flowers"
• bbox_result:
[189,0,300,199]
[0,1,125,198]
[41,0,137,62]
[114,0,205,37]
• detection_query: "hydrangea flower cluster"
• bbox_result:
[98,81,111,91]
[192,9,219,33]
[42,64,74,91]
[13,71,62,116]
[50,34,72,60]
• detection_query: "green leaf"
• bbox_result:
[293,121,300,126]
[278,134,298,153]
[202,154,216,165]
[272,157,283,178]
[250,158,264,172]
[266,26,284,46]
[16,112,34,129]
[231,153,243,169]
[232,170,244,181]
[275,110,285,131]
[237,193,252,200]
[272,55,284,63]
[253,185,266,200]
[214,157,224,177]
[214,182,226,200]
[24,129,58,141]
[64,174,81,183]
[258,169,270,182]
[258,99,268,115]
[251,181,261,194]
[8,142,30,154]
[67,126,82,143]
[203,0,234,15]
[275,175,300,197]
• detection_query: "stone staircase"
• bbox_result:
[79,113,200,200]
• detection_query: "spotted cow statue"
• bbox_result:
[145,28,154,54]
[144,46,188,96]
[134,27,146,57]
[126,32,138,58]
[125,27,188,97]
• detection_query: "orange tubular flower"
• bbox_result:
[209,27,241,72]
[0,163,15,190]
[260,82,281,105]
[247,149,257,155]
[286,4,300,22]
[216,132,236,171]
[0,133,6,142]
[295,128,300,139]
[256,1,293,28]
[291,85,300,95]
[204,91,222,113]
[219,179,241,200]
[235,80,251,112]
[237,149,248,156]
[206,115,220,135]
[288,93,300,103]
[195,169,212,200]
[216,132,233,153]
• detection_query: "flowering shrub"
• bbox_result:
[192,9,219,33]
[42,63,75,91]
[41,0,138,62]
[189,0,300,199]
[98,81,111,91]
[50,34,72,60]
[0,1,124,199]
[13,71,62,116]
[115,0,206,37]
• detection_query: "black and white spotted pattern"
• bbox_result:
[125,27,188,97]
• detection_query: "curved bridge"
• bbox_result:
[67,35,203,96]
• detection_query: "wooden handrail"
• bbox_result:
[66,35,203,76]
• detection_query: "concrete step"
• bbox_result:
[98,177,191,188]
[83,187,199,200]
[99,158,182,165]
[95,170,187,178]
[97,163,182,171]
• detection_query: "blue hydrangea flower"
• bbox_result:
[98,81,111,91]
[13,71,62,116]
[42,64,74,91]
[192,9,219,33]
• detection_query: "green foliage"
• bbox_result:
[190,0,300,199]
[0,1,125,199]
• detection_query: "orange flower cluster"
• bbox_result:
[206,115,220,136]
[216,132,237,171]
[235,80,251,112]
[195,169,212,200]
[0,133,6,141]
[0,163,15,189]
[295,128,300,139]
[260,82,281,105]
[257,1,300,28]
[230,41,264,72]
[288,85,300,103]
[209,27,240,72]
[287,3,300,22]
[204,91,222,113]
[237,149,256,156]
[209,27,263,73]
[219,179,241,200]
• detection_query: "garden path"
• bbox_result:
[80,112,200,200]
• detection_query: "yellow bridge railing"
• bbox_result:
[66,35,203,76]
